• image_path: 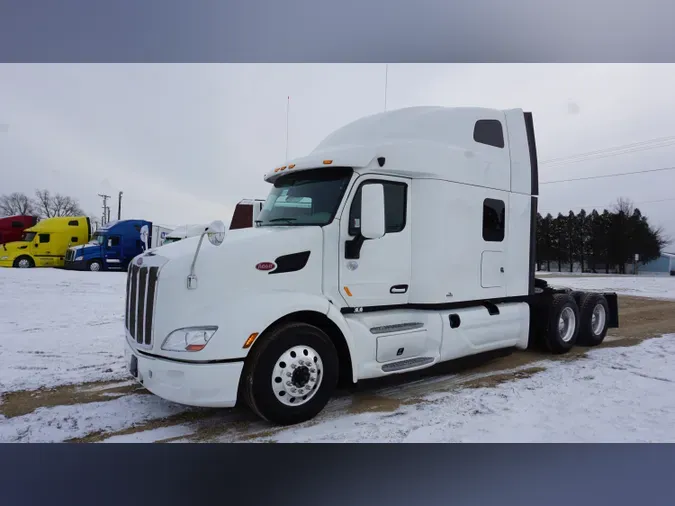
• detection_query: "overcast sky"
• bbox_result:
[1,64,674,245]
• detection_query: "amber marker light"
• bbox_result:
[243,332,259,349]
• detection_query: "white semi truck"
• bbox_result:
[162,224,209,245]
[123,107,619,425]
[161,200,265,245]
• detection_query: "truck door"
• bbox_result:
[339,176,412,308]
[104,235,123,269]
[32,233,53,266]
[480,194,509,298]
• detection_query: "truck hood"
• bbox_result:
[145,225,325,302]
[1,240,30,254]
[68,244,98,254]
[146,226,318,262]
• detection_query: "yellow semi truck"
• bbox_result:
[0,216,92,268]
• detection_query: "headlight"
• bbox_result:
[75,256,83,261]
[0,256,8,261]
[161,326,218,352]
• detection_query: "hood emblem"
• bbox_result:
[136,257,143,266]
[256,262,276,271]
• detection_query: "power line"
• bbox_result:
[540,135,675,167]
[540,166,675,185]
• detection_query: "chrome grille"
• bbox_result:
[125,263,159,346]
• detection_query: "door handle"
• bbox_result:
[390,284,409,294]
[500,267,504,273]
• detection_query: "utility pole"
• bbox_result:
[285,96,290,160]
[384,64,389,112]
[117,191,123,220]
[98,193,111,225]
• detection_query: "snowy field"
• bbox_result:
[0,268,128,393]
[240,336,675,443]
[543,274,675,300]
[1,268,675,443]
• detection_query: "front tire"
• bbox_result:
[13,256,34,268]
[88,260,103,272]
[241,322,339,426]
[544,293,580,354]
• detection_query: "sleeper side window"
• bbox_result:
[473,119,505,149]
[483,198,505,242]
[38,233,50,244]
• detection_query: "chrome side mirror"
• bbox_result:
[207,220,226,246]
[360,183,386,240]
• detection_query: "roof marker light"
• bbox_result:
[323,160,333,165]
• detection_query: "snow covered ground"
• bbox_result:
[1,268,675,443]
[243,335,675,443]
[544,275,675,301]
[0,268,128,393]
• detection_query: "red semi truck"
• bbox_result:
[0,215,39,246]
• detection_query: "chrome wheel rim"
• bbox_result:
[591,303,606,335]
[271,345,323,407]
[17,259,30,268]
[90,262,101,272]
[558,306,576,343]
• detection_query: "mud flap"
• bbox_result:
[603,292,619,328]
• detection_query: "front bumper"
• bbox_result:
[0,259,14,268]
[124,338,244,408]
[63,259,88,270]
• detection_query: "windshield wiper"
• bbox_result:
[267,217,297,223]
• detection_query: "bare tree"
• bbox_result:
[32,189,85,218]
[0,192,35,217]
[612,196,635,216]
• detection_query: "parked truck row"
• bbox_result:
[122,106,620,426]
[0,199,264,271]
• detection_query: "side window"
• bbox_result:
[39,233,50,244]
[349,181,407,236]
[473,119,505,149]
[71,237,78,242]
[483,198,505,242]
[12,221,24,228]
[68,220,79,226]
[107,236,120,248]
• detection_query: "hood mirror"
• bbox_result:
[207,220,226,246]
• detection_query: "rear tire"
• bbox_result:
[569,290,587,306]
[241,322,339,426]
[88,260,103,272]
[13,256,34,268]
[544,293,580,354]
[577,293,609,347]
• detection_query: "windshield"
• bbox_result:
[256,168,353,227]
[90,232,106,245]
[22,232,36,242]
[163,237,182,244]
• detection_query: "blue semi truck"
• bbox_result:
[64,219,172,272]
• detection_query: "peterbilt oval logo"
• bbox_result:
[256,262,276,271]
[136,257,143,266]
